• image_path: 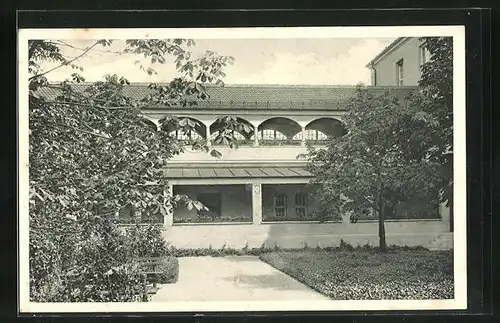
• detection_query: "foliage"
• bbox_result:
[28,39,240,301]
[259,249,454,300]
[170,245,273,257]
[407,37,454,209]
[124,224,172,258]
[173,215,252,223]
[305,86,442,251]
[155,257,180,284]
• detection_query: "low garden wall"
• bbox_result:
[162,220,453,250]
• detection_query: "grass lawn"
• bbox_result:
[259,249,454,300]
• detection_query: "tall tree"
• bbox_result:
[306,87,441,252]
[28,39,244,301]
[407,37,453,230]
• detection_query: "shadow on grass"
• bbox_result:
[221,272,319,293]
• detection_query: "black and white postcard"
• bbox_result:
[18,26,466,313]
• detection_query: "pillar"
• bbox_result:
[205,126,211,147]
[301,126,306,146]
[252,182,262,225]
[164,182,174,228]
[253,127,259,147]
[439,202,451,231]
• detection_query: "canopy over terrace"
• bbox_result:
[164,165,312,183]
[163,164,315,226]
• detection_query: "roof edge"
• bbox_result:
[365,37,412,68]
[44,82,416,90]
[165,162,309,169]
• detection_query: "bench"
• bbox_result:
[133,257,165,301]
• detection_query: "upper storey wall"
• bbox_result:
[370,38,423,86]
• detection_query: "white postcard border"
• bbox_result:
[18,25,467,313]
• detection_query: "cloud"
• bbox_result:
[40,38,391,85]
[228,39,389,85]
[43,51,181,83]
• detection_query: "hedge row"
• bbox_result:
[168,242,432,258]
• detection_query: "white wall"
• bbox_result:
[373,38,422,86]
[162,221,452,250]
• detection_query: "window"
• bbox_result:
[259,130,286,140]
[295,193,308,218]
[274,193,287,217]
[197,193,221,217]
[304,130,316,141]
[170,130,203,140]
[260,129,275,140]
[396,59,404,86]
[293,130,328,141]
[317,131,328,140]
[211,131,246,140]
[371,68,377,86]
[419,45,431,66]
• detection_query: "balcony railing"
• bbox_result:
[258,139,302,146]
[182,138,330,147]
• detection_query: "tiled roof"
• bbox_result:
[164,166,312,179]
[34,83,416,111]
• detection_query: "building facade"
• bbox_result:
[366,37,431,86]
[37,38,452,250]
[136,83,451,250]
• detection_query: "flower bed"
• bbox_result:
[259,248,453,300]
[262,215,319,222]
[173,215,251,224]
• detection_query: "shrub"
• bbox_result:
[124,224,171,258]
[155,256,179,284]
[124,225,179,286]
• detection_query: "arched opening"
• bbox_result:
[141,117,158,131]
[305,117,347,139]
[257,117,302,145]
[210,117,254,145]
[293,130,328,141]
[168,117,207,141]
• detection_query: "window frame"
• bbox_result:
[396,58,404,86]
[294,192,308,218]
[274,193,287,218]
[419,44,431,67]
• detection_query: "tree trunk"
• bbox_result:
[378,197,387,252]
[449,191,454,232]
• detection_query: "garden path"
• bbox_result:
[150,256,328,302]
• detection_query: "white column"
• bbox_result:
[253,128,259,147]
[301,126,306,146]
[164,183,174,228]
[252,183,262,225]
[439,202,450,229]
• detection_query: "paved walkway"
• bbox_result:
[150,256,328,302]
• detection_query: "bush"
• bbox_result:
[155,256,179,284]
[30,217,178,302]
[169,245,277,257]
[124,224,171,258]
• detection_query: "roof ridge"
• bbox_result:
[45,81,416,90]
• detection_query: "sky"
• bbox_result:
[40,38,396,85]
